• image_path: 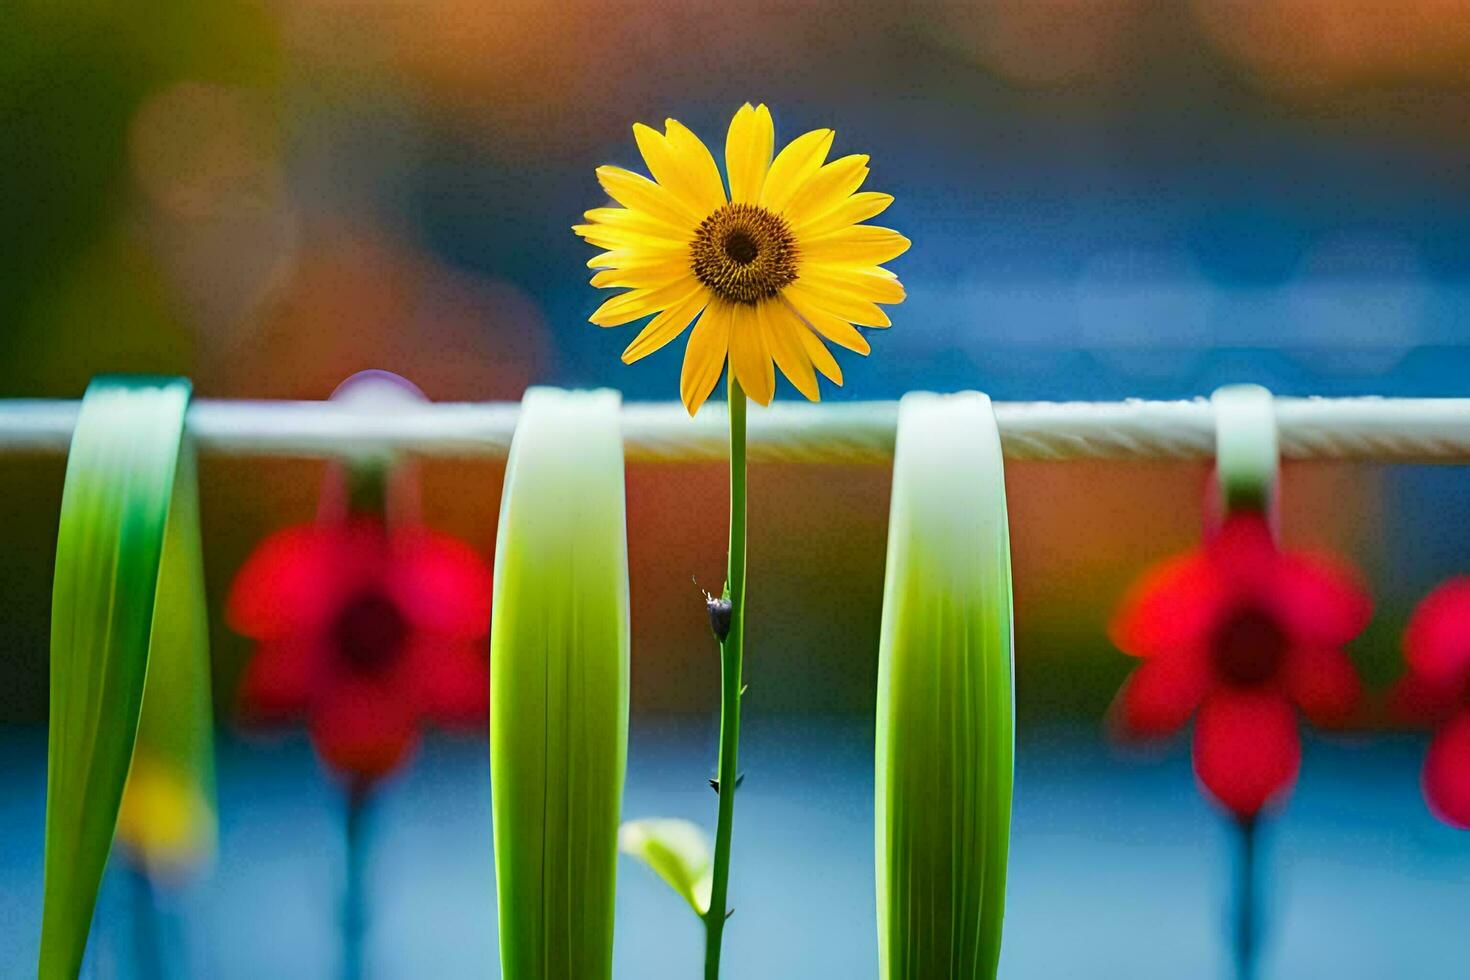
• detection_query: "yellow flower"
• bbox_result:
[115,754,214,877]
[575,104,909,415]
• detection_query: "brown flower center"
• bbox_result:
[690,202,799,304]
[332,591,409,677]
[1212,605,1287,687]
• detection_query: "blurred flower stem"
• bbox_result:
[704,377,748,980]
[129,862,164,979]
[1232,815,1260,980]
[343,780,372,980]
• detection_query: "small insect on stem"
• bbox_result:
[705,591,734,643]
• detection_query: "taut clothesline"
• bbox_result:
[0,396,1467,464]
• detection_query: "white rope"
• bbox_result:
[0,396,1466,464]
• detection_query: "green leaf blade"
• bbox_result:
[875,391,1015,980]
[41,376,213,978]
[619,818,713,917]
[117,441,217,877]
[490,387,631,980]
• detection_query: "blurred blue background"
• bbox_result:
[5,725,1468,978]
[3,0,1469,975]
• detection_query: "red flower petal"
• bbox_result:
[1390,670,1463,726]
[336,519,399,575]
[227,525,346,639]
[236,639,321,723]
[1206,513,1278,586]
[1423,711,1470,830]
[1270,552,1372,649]
[410,638,489,727]
[1109,650,1209,739]
[1192,689,1300,819]
[1109,552,1224,658]
[1405,577,1470,683]
[1283,646,1361,727]
[390,530,492,640]
[309,680,419,782]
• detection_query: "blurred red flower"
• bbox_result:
[1393,577,1470,829]
[1109,512,1371,819]
[228,516,492,783]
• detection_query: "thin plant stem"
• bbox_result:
[343,780,372,980]
[129,861,164,980]
[1232,815,1260,980]
[703,376,748,980]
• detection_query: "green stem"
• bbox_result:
[1232,815,1260,980]
[344,780,371,980]
[129,861,164,980]
[704,376,748,980]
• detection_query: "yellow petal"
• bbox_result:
[795,321,843,385]
[633,122,724,219]
[574,223,690,253]
[622,287,709,363]
[784,285,873,353]
[727,302,775,406]
[633,123,696,209]
[582,206,690,241]
[664,118,727,214]
[786,279,890,330]
[597,165,701,230]
[782,154,869,226]
[725,102,775,204]
[586,244,689,270]
[792,191,893,238]
[798,225,911,266]
[589,262,690,290]
[590,278,699,327]
[800,266,907,305]
[681,302,732,415]
[759,128,834,214]
[589,290,653,327]
[760,301,819,401]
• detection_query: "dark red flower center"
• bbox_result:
[331,590,409,677]
[1211,605,1288,687]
